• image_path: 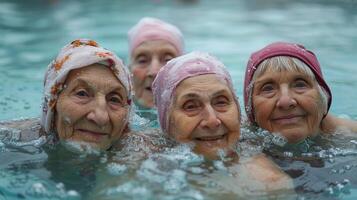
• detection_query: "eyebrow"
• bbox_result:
[176,89,231,101]
[70,77,125,93]
[211,89,231,97]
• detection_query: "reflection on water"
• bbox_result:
[2,124,357,199]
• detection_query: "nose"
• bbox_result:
[147,58,162,77]
[276,86,297,110]
[200,105,221,129]
[87,96,109,126]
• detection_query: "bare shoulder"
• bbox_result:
[240,154,294,192]
[321,114,357,134]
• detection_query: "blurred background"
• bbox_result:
[0,0,356,120]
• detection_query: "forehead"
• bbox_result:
[256,67,313,81]
[65,64,124,89]
[175,74,231,98]
[132,40,179,57]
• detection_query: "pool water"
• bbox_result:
[1,0,357,199]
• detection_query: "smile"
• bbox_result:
[272,115,304,124]
[76,129,109,141]
[194,134,226,142]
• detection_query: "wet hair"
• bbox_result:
[246,56,329,122]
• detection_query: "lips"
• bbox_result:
[194,134,226,142]
[145,86,152,91]
[76,129,109,141]
[272,114,304,124]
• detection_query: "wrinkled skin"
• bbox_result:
[130,40,179,108]
[169,74,240,159]
[55,64,130,150]
[252,69,326,144]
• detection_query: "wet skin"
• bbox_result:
[169,74,240,159]
[55,64,129,150]
[130,40,179,108]
[252,69,326,144]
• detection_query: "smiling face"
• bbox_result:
[55,63,130,150]
[130,40,180,108]
[168,74,240,159]
[252,67,326,144]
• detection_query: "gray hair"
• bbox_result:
[246,56,329,122]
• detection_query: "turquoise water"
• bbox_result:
[1,0,357,199]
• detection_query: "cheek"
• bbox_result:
[169,114,196,142]
[132,67,147,82]
[112,110,129,132]
[253,99,272,126]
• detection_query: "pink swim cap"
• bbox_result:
[41,39,132,134]
[152,51,238,134]
[128,17,184,56]
[244,41,332,123]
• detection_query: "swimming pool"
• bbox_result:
[1,0,357,199]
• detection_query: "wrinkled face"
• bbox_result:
[252,69,326,144]
[169,74,240,159]
[55,64,129,150]
[130,40,179,108]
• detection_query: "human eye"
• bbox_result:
[293,79,309,88]
[182,100,201,113]
[107,93,125,107]
[135,55,148,65]
[260,83,275,93]
[213,96,230,107]
[163,54,174,63]
[75,89,89,98]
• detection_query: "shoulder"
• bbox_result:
[239,154,294,191]
[321,114,357,134]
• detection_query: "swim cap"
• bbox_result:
[152,51,238,134]
[41,39,132,134]
[244,41,332,123]
[128,17,184,56]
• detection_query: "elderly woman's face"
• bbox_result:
[130,40,179,108]
[55,64,129,150]
[252,68,325,143]
[169,74,240,159]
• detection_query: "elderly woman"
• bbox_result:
[244,42,357,144]
[128,17,184,108]
[1,39,132,151]
[152,51,240,159]
[152,52,293,193]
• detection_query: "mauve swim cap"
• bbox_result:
[152,51,238,134]
[244,41,332,123]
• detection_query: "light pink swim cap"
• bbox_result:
[152,51,238,134]
[41,39,132,135]
[128,17,184,56]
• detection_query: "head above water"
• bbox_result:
[128,17,184,108]
[153,52,240,158]
[41,39,132,150]
[128,17,184,56]
[244,42,332,143]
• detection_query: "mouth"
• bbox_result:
[145,86,152,92]
[272,114,304,124]
[76,129,109,141]
[194,134,226,142]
